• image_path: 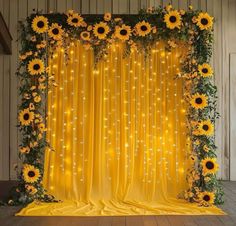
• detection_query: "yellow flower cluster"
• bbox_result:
[17,7,220,205]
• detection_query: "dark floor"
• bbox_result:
[0,181,236,226]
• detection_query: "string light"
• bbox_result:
[46,41,188,197]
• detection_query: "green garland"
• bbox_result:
[8,5,223,206]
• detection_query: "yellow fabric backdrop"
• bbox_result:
[17,41,224,216]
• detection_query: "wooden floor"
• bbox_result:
[0,181,235,226]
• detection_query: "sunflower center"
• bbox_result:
[52,28,59,35]
[82,32,88,37]
[195,97,203,104]
[33,64,40,70]
[206,161,214,170]
[97,27,105,34]
[203,124,209,131]
[203,195,210,202]
[23,113,30,120]
[169,16,177,23]
[201,18,209,25]
[120,29,128,36]
[72,18,79,23]
[28,171,36,178]
[37,21,45,28]
[202,68,208,74]
[141,25,147,31]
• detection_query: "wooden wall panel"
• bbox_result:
[0,0,10,180]
[28,0,38,15]
[212,0,224,179]
[130,0,139,14]
[118,0,128,13]
[178,0,188,10]
[112,0,119,13]
[230,54,236,181]
[0,0,4,179]
[0,1,3,178]
[90,0,97,14]
[162,0,172,7]
[66,0,73,10]
[227,0,236,181]
[9,0,18,180]
[48,0,56,12]
[0,0,235,180]
[37,0,47,13]
[56,0,67,13]
[103,0,112,13]
[200,0,207,11]
[221,0,230,180]
[81,0,90,13]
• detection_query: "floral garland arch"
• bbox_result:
[12,5,224,206]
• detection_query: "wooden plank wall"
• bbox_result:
[0,0,235,180]
[0,0,10,180]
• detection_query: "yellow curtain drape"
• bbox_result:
[17,41,224,216]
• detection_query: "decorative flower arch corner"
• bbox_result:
[12,5,224,206]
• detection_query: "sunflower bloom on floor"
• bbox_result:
[198,192,215,206]
[25,185,38,195]
[23,164,40,183]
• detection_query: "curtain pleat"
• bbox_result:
[18,41,224,216]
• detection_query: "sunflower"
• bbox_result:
[115,25,131,41]
[31,15,48,34]
[198,63,213,77]
[135,21,151,37]
[201,158,219,175]
[104,13,111,22]
[203,145,210,152]
[38,75,46,83]
[23,164,40,183]
[20,146,30,154]
[93,22,110,39]
[25,185,37,195]
[67,13,83,27]
[199,192,215,206]
[164,10,182,29]
[48,23,63,40]
[38,123,46,133]
[196,12,213,30]
[28,59,45,75]
[190,93,208,109]
[34,95,41,103]
[18,108,34,126]
[80,31,90,41]
[29,103,35,111]
[198,120,214,136]
[39,84,46,90]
